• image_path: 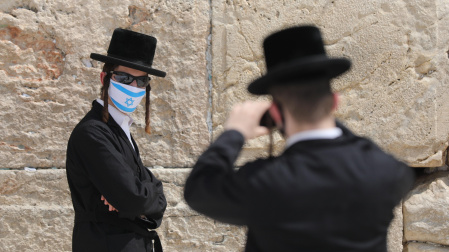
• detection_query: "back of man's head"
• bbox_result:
[269,79,334,125]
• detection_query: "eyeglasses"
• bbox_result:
[111,71,151,88]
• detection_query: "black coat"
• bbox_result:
[184,122,415,252]
[66,101,167,252]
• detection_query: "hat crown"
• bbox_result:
[247,25,351,95]
[90,28,166,77]
[263,26,326,71]
[107,28,156,67]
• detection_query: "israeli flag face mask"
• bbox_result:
[108,78,146,114]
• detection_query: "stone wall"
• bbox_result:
[1,0,449,251]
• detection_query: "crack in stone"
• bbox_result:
[325,19,380,46]
[353,53,394,87]
[415,150,442,163]
[206,0,213,142]
[16,6,38,13]
[406,240,449,248]
[0,167,62,170]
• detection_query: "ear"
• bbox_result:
[268,102,283,126]
[332,92,339,111]
[100,72,106,85]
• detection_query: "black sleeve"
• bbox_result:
[139,168,167,227]
[72,122,166,219]
[184,130,255,225]
[393,161,416,202]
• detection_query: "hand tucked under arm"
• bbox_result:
[101,195,118,212]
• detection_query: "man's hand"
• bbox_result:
[101,195,118,212]
[224,101,271,140]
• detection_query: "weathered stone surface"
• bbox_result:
[387,204,404,252]
[0,171,73,252]
[153,169,247,251]
[0,169,71,206]
[406,242,449,252]
[0,205,74,252]
[404,172,449,246]
[0,0,210,169]
[160,208,247,252]
[211,0,449,167]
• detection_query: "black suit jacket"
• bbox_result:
[66,101,167,252]
[184,122,414,252]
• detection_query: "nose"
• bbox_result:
[130,80,138,87]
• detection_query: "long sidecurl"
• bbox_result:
[145,85,151,135]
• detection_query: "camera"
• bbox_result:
[260,110,276,128]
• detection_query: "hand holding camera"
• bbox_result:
[224,101,272,140]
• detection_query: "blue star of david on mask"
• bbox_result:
[125,98,135,107]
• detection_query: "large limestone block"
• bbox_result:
[403,172,449,246]
[211,0,449,167]
[0,205,74,252]
[152,168,247,251]
[405,242,449,252]
[0,0,210,168]
[161,207,246,252]
[0,170,73,252]
[0,169,71,206]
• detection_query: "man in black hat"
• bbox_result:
[66,28,167,252]
[184,25,415,251]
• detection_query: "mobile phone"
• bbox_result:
[260,110,276,128]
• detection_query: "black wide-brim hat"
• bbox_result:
[248,25,351,95]
[91,28,166,77]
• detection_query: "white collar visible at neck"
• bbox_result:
[96,99,135,149]
[285,127,343,149]
[96,99,134,127]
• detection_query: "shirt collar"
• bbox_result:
[285,127,343,149]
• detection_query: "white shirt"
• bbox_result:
[285,127,343,149]
[96,99,135,150]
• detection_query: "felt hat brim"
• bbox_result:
[90,53,166,77]
[248,55,351,95]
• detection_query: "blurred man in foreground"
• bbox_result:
[184,25,414,252]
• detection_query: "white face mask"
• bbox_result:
[108,78,146,114]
